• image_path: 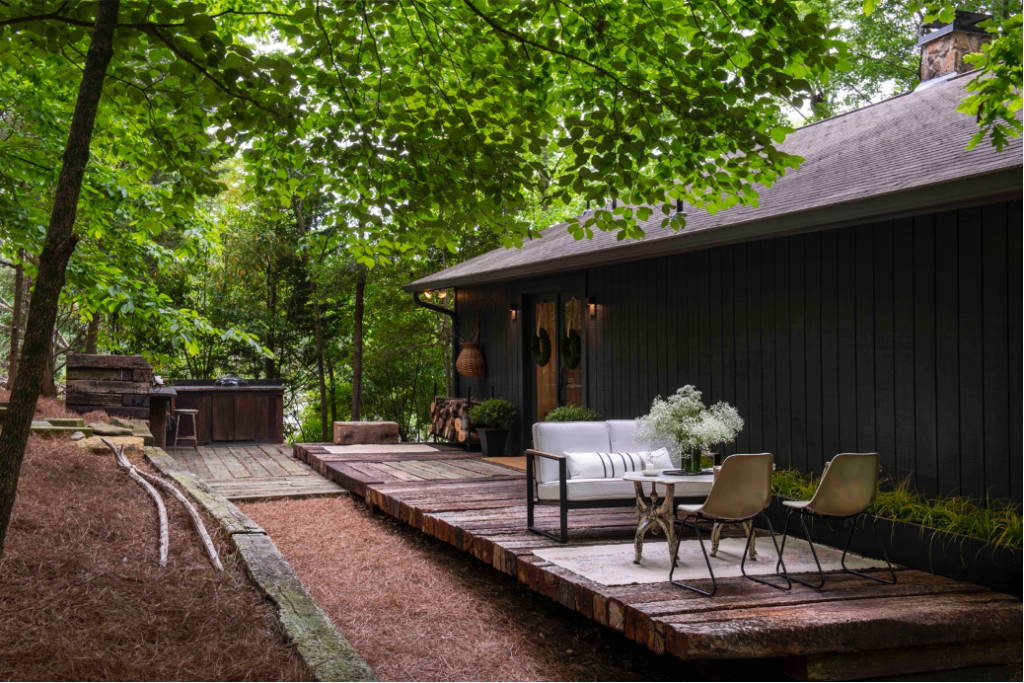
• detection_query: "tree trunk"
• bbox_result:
[84,311,100,354]
[293,198,329,442]
[5,251,24,389]
[0,0,120,558]
[350,268,366,421]
[327,356,336,425]
[40,335,56,398]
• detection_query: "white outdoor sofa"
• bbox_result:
[526,420,713,543]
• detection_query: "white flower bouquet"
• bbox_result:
[634,385,744,473]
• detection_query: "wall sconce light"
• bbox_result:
[587,298,597,317]
[510,304,519,322]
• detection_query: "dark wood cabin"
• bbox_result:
[407,72,1022,504]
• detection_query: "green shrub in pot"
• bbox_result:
[469,398,517,429]
[544,405,601,422]
[469,398,517,457]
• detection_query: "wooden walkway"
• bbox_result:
[166,443,344,501]
[295,442,1021,680]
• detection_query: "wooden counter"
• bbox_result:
[171,382,284,445]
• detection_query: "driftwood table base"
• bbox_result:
[632,481,679,565]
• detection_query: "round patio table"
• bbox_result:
[622,471,714,564]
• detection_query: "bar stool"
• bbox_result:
[173,408,199,450]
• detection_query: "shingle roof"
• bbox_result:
[406,72,1022,292]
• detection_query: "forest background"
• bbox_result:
[1,0,1019,444]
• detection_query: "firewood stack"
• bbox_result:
[427,396,483,444]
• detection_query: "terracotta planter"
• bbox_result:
[477,428,509,458]
[759,496,1022,597]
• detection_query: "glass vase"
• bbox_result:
[685,446,703,474]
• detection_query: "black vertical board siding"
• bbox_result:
[981,202,1009,501]
[760,240,777,455]
[626,262,634,417]
[632,258,647,414]
[747,242,764,450]
[599,268,614,416]
[789,237,807,471]
[734,244,751,454]
[721,247,737,456]
[775,240,792,467]
[820,230,841,461]
[954,205,987,499]
[687,253,701,388]
[1008,200,1022,504]
[666,255,680,395]
[892,220,917,482]
[611,263,627,419]
[917,216,937,493]
[873,223,897,478]
[837,227,858,453]
[585,270,598,411]
[934,211,961,495]
[913,215,938,495]
[709,249,724,403]
[698,249,713,397]
[657,257,669,400]
[458,200,1015,502]
[804,233,824,471]
[624,260,637,414]
[855,224,875,454]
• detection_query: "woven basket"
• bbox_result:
[456,342,486,378]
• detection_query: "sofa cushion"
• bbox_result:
[607,419,643,452]
[537,475,713,502]
[564,448,673,479]
[533,422,611,483]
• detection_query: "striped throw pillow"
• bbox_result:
[564,448,672,479]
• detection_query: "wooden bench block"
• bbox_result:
[333,421,400,445]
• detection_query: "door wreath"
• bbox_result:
[561,328,581,370]
[561,297,582,370]
[530,327,551,366]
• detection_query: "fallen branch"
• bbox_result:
[133,466,223,571]
[103,438,169,567]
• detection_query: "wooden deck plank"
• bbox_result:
[294,441,1023,674]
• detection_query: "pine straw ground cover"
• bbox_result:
[242,496,776,682]
[0,432,313,681]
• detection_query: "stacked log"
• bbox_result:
[65,354,153,418]
[427,396,482,444]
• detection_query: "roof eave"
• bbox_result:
[403,166,1022,293]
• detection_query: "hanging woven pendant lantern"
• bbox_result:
[456,341,486,378]
[456,310,486,378]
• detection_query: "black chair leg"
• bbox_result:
[775,508,794,575]
[784,511,827,589]
[841,513,897,584]
[741,514,791,592]
[670,516,717,596]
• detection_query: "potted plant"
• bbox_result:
[468,398,517,457]
[544,405,601,422]
[635,385,743,474]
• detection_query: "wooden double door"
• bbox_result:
[526,292,585,423]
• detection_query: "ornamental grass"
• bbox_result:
[772,468,1023,549]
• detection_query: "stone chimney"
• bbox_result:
[918,11,991,83]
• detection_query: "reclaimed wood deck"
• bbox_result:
[166,443,345,501]
[295,442,1022,680]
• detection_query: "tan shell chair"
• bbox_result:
[669,453,791,596]
[776,453,896,588]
